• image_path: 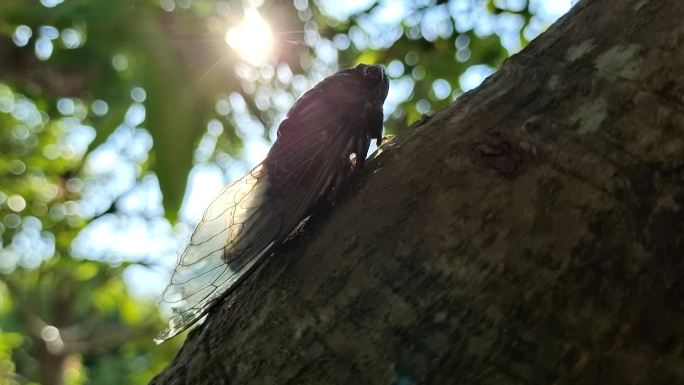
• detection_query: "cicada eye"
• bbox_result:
[362,65,384,85]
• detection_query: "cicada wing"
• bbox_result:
[156,165,276,343]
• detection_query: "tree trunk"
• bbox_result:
[150,0,684,383]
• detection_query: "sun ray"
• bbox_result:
[225,8,274,66]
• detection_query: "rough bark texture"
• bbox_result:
[151,0,684,383]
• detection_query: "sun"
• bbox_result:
[225,8,274,66]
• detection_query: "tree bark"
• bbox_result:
[151,0,684,383]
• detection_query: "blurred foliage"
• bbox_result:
[0,84,183,385]
[0,0,568,383]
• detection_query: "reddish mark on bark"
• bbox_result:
[474,137,524,177]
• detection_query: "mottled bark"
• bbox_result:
[151,0,684,384]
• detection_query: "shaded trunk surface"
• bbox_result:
[151,0,684,383]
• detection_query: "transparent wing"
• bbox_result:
[156,165,275,343]
[155,113,354,344]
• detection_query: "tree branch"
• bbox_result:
[151,0,684,383]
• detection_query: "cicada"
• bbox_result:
[156,64,389,343]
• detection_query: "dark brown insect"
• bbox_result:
[156,64,389,343]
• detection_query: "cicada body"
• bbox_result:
[156,64,389,343]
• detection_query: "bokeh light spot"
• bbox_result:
[39,26,59,40]
[131,87,147,103]
[35,37,53,60]
[61,28,83,49]
[8,160,26,175]
[39,0,64,8]
[41,326,59,342]
[160,0,175,12]
[7,195,26,212]
[432,79,451,100]
[12,25,32,47]
[112,54,129,72]
[57,98,75,115]
[3,214,21,228]
[91,100,109,116]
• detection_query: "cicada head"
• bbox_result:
[328,63,389,109]
[352,64,389,142]
[278,63,389,143]
[352,63,389,100]
[318,64,389,142]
